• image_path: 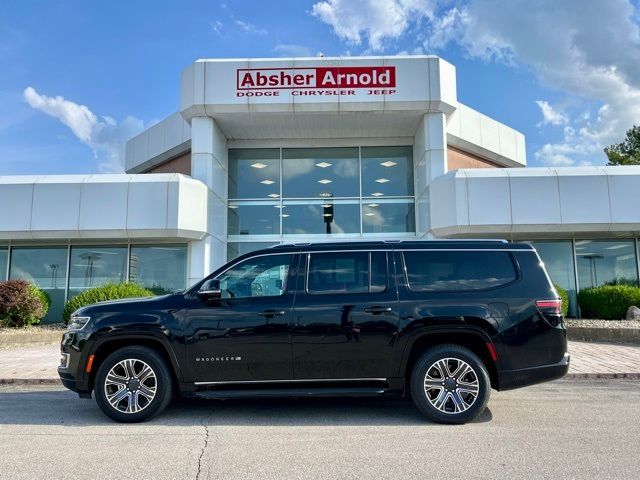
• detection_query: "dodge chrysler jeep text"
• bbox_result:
[58,240,569,424]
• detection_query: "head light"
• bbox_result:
[68,315,91,331]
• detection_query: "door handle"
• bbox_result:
[364,306,392,314]
[259,309,286,317]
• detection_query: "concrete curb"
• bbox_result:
[567,327,640,344]
[0,378,61,386]
[565,373,640,380]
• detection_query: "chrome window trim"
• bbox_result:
[194,377,387,386]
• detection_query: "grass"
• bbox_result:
[0,324,65,349]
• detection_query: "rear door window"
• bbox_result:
[402,250,517,292]
[307,251,388,294]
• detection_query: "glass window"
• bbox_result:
[68,246,127,299]
[307,251,387,294]
[403,250,517,292]
[227,242,279,261]
[129,245,187,295]
[216,254,292,299]
[225,145,416,240]
[228,149,280,200]
[283,200,359,235]
[9,247,68,324]
[228,203,280,236]
[282,147,359,198]
[528,241,578,317]
[0,248,7,280]
[575,240,638,289]
[370,251,387,293]
[361,146,413,197]
[362,200,415,234]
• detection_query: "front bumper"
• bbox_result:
[497,353,570,390]
[58,330,94,398]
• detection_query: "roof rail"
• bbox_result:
[268,238,509,248]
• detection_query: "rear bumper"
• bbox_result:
[497,353,570,390]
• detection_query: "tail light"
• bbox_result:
[536,299,563,326]
[536,299,562,315]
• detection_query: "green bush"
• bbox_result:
[577,284,640,320]
[62,282,155,324]
[30,284,51,317]
[554,284,569,317]
[0,280,49,327]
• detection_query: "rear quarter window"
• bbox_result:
[402,250,517,292]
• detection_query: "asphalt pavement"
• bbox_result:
[0,379,639,480]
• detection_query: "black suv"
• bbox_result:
[59,240,569,424]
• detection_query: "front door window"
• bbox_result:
[217,254,292,299]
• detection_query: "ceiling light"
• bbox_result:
[375,178,390,184]
[322,204,332,208]
[380,161,397,167]
[260,179,275,185]
[268,193,280,198]
[251,162,267,169]
[323,213,332,217]
[371,192,384,197]
[281,214,290,218]
[228,205,238,209]
[368,203,379,207]
[316,162,332,168]
[274,205,284,209]
[365,212,375,216]
[318,179,332,184]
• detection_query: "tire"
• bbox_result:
[410,344,490,424]
[94,346,173,423]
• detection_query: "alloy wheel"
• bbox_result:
[103,359,157,414]
[423,357,480,415]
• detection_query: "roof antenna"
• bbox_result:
[317,52,325,58]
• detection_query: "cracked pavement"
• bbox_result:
[1,379,639,479]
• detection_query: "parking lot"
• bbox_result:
[0,379,638,480]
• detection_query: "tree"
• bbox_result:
[604,125,640,165]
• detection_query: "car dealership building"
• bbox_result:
[2,55,640,321]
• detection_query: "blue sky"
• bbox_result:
[1,0,639,174]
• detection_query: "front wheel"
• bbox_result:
[410,344,490,424]
[94,346,173,423]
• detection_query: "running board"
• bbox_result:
[193,387,390,400]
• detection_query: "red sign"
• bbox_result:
[237,66,396,90]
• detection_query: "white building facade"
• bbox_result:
[2,55,640,320]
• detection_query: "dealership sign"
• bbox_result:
[236,66,397,97]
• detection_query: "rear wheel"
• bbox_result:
[94,346,173,423]
[410,344,490,424]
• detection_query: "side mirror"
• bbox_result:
[197,279,222,300]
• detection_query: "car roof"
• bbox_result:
[256,239,534,254]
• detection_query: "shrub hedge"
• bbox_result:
[577,284,640,320]
[554,284,570,317]
[0,280,50,327]
[62,282,154,324]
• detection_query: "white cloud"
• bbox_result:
[273,44,313,57]
[425,0,640,166]
[311,0,640,166]
[23,87,144,172]
[535,100,569,127]
[312,0,436,51]
[234,19,267,35]
[210,20,223,36]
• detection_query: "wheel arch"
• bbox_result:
[400,328,499,388]
[87,335,183,392]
